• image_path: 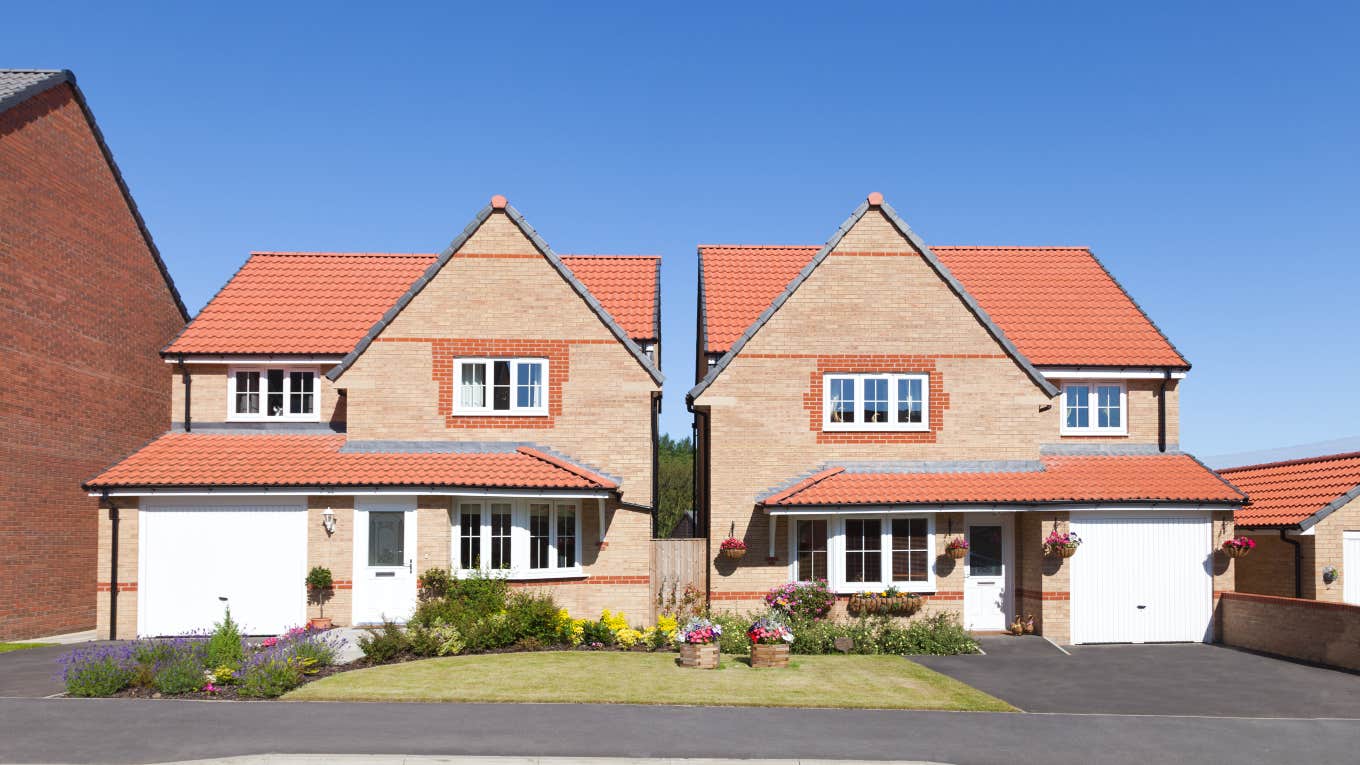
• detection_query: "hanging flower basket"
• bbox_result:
[720,537,747,559]
[944,537,969,559]
[1043,530,1082,558]
[1223,536,1256,559]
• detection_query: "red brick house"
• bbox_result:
[688,192,1244,644]
[85,196,663,638]
[1,70,188,639]
[1221,452,1360,604]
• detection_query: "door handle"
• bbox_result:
[1136,605,1147,609]
[409,559,413,573]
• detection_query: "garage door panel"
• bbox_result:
[1071,513,1212,644]
[140,502,307,636]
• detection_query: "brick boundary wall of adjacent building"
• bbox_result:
[1219,591,1360,672]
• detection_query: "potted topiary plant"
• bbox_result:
[676,617,723,669]
[306,566,334,629]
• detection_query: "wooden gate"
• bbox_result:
[649,538,706,622]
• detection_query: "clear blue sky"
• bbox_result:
[7,2,1357,456]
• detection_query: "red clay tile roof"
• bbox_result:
[760,455,1240,507]
[84,434,617,490]
[1220,452,1360,527]
[699,245,1187,368]
[166,252,660,355]
[560,256,659,339]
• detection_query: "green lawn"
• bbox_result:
[286,651,1014,711]
[0,642,52,653]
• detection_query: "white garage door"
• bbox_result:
[1070,513,1212,644]
[139,499,307,636]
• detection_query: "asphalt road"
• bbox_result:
[2,698,1357,765]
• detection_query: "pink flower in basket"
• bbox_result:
[719,537,747,551]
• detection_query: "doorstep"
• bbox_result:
[23,629,98,645]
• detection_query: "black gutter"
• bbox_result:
[1157,369,1169,452]
[177,355,191,432]
[1279,529,1303,599]
[102,491,119,640]
[650,391,661,538]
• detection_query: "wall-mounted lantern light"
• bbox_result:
[321,507,337,536]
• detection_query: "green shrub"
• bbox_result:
[764,581,835,621]
[894,612,978,655]
[784,613,979,656]
[206,608,245,669]
[238,655,303,698]
[357,620,411,662]
[153,654,206,694]
[500,592,562,646]
[578,619,615,646]
[710,612,753,654]
[60,646,135,697]
[408,621,465,656]
[447,570,509,617]
[418,567,453,601]
[287,633,338,667]
[788,618,849,654]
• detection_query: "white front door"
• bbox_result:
[352,498,418,624]
[1344,531,1360,606]
[964,518,1010,631]
[1070,513,1212,644]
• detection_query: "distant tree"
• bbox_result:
[656,433,694,537]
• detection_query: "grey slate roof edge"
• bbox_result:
[686,199,1060,403]
[327,203,664,386]
[1181,450,1249,504]
[1283,483,1360,530]
[839,460,1045,474]
[0,69,65,115]
[1040,443,1181,456]
[2,69,191,322]
[755,464,840,503]
[173,421,345,434]
[1083,246,1191,370]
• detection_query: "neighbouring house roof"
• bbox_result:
[697,223,1187,369]
[758,454,1243,508]
[163,251,662,356]
[1219,451,1360,529]
[83,433,618,491]
[1,69,188,320]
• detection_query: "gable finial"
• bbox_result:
[866,191,884,206]
[490,194,508,210]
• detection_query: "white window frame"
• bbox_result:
[821,373,929,432]
[1060,381,1128,436]
[451,358,550,417]
[451,498,583,579]
[226,366,320,422]
[787,513,936,593]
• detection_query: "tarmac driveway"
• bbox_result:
[0,642,111,698]
[914,635,1360,717]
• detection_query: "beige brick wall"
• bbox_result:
[170,363,346,427]
[95,499,138,639]
[1050,379,1179,444]
[1236,495,1358,603]
[306,497,354,624]
[337,209,659,507]
[1220,591,1360,671]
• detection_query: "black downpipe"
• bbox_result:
[1157,369,1169,452]
[690,405,712,600]
[104,492,119,640]
[177,356,192,432]
[1279,529,1303,599]
[650,391,661,538]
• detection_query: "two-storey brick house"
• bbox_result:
[1,70,188,640]
[86,196,663,638]
[689,193,1244,644]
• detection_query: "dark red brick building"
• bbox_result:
[0,70,187,639]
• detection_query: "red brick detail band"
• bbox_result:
[1016,588,1070,601]
[1221,590,1360,614]
[96,582,138,592]
[510,575,649,587]
[377,338,613,429]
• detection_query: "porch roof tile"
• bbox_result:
[759,454,1242,507]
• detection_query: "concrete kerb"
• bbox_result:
[130,757,953,765]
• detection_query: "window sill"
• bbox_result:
[450,411,550,418]
[834,583,935,595]
[227,416,323,424]
[1058,430,1129,437]
[454,567,585,581]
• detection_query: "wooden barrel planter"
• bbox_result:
[750,643,790,668]
[678,643,719,669]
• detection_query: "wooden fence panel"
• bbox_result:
[649,538,707,623]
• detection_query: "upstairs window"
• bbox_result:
[228,368,318,421]
[823,373,929,431]
[455,358,548,416]
[1061,381,1126,435]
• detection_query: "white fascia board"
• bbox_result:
[1039,368,1188,380]
[765,502,1235,516]
[92,488,613,499]
[164,356,344,365]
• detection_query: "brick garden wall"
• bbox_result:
[2,84,185,639]
[1219,591,1360,672]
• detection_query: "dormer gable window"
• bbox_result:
[822,373,929,432]
[1060,381,1127,436]
[228,367,318,421]
[453,358,549,416]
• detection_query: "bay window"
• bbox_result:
[227,367,318,421]
[455,358,548,416]
[454,499,582,576]
[1061,381,1126,435]
[823,373,928,431]
[789,514,936,592]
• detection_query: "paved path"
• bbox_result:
[1,698,1356,765]
[915,638,1360,717]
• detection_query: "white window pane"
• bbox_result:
[490,504,513,570]
[458,504,481,569]
[556,505,577,568]
[1066,385,1089,429]
[529,503,551,569]
[266,369,285,417]
[460,364,486,408]
[288,371,314,415]
[493,361,511,411]
[863,378,888,423]
[235,372,259,414]
[796,519,828,581]
[829,377,856,423]
[516,362,544,409]
[897,377,923,424]
[843,518,882,583]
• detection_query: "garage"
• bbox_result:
[138,498,307,636]
[1070,513,1213,644]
